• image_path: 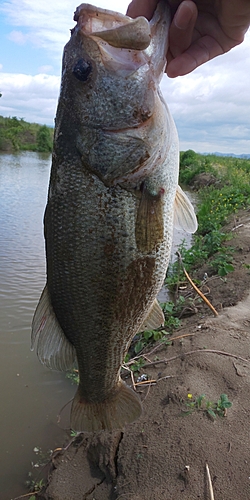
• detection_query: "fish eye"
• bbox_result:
[73,59,92,82]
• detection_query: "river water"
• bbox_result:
[0,152,75,500]
[0,152,195,499]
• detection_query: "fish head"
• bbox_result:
[57,2,171,132]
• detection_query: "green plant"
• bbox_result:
[184,393,232,419]
[242,263,250,270]
[25,476,45,493]
[210,252,234,276]
[70,429,79,437]
[66,369,79,385]
[130,357,145,373]
[215,393,233,417]
[25,447,52,496]
[36,124,53,152]
[133,328,171,355]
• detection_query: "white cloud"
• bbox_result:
[8,29,30,44]
[1,0,130,54]
[161,31,250,153]
[0,72,60,124]
[1,0,250,153]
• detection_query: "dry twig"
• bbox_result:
[134,375,174,388]
[206,463,215,500]
[13,494,39,500]
[176,251,218,317]
[141,348,250,369]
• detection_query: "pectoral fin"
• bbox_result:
[137,299,165,333]
[174,185,198,234]
[31,284,76,371]
[136,185,164,252]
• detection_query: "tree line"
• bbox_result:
[0,115,53,153]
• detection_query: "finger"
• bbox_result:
[126,0,158,20]
[218,0,250,42]
[166,35,225,77]
[169,1,198,58]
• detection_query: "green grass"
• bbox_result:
[166,150,250,288]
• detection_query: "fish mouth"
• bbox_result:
[72,2,170,78]
[73,4,151,76]
[74,4,151,50]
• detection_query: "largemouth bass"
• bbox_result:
[31,1,197,432]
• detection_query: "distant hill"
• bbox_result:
[202,152,250,159]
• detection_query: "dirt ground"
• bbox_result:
[40,209,250,500]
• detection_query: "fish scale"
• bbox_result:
[31,1,197,432]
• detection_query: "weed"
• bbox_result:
[130,357,145,373]
[130,300,181,356]
[70,429,79,437]
[242,263,250,270]
[66,369,79,385]
[25,476,45,493]
[215,393,233,416]
[210,252,234,276]
[25,447,52,496]
[184,393,232,419]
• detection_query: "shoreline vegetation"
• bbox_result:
[176,149,250,277]
[0,115,53,153]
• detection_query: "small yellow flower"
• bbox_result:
[187,393,192,399]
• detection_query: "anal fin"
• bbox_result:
[138,298,165,333]
[31,284,76,371]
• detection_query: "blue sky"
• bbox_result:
[1,0,250,154]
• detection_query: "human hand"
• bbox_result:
[126,0,250,77]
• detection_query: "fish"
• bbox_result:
[31,1,197,433]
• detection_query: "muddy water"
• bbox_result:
[0,152,196,499]
[0,152,75,500]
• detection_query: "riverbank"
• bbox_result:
[0,116,53,153]
[35,207,250,500]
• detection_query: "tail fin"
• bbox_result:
[71,381,142,432]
